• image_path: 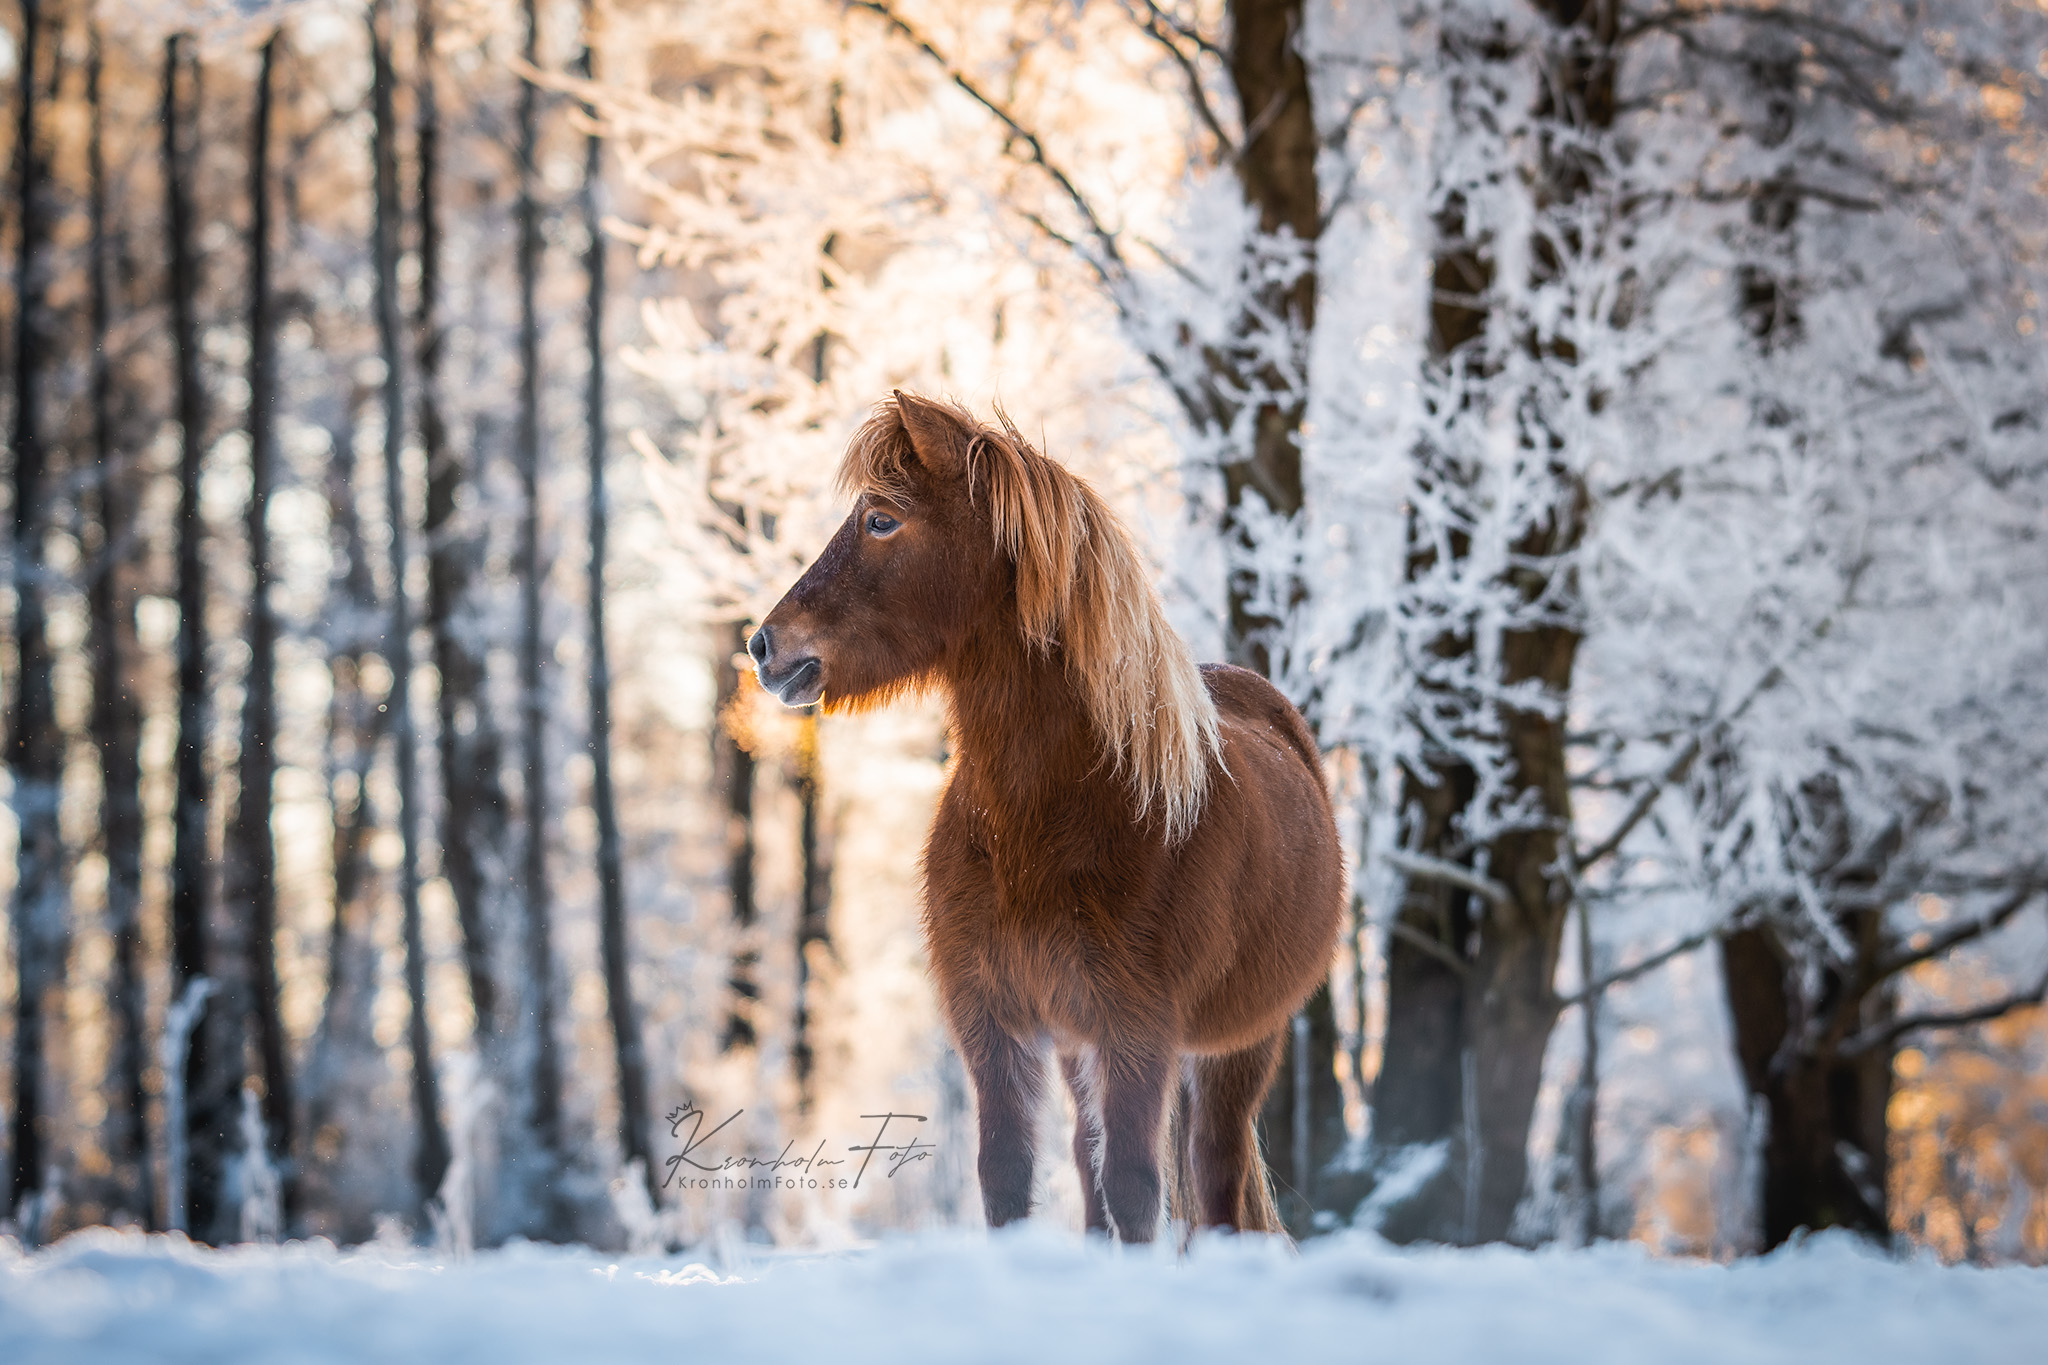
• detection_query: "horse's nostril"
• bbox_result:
[747,625,772,667]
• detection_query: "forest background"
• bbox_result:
[3,0,2047,1264]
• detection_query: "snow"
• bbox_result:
[3,1226,2041,1364]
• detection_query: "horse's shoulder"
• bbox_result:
[929,775,987,852]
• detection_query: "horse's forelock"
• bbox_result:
[834,399,920,506]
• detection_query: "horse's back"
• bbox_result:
[1199,663,1323,776]
[1177,664,1344,1053]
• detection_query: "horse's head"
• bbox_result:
[749,392,1005,710]
[753,389,1222,838]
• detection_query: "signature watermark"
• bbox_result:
[662,1105,935,1192]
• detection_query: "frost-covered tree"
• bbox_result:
[1574,0,2048,1246]
[1298,0,2048,1246]
[221,26,293,1221]
[586,0,1374,1228]
[1298,0,1640,1245]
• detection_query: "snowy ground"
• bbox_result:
[2,1226,2041,1364]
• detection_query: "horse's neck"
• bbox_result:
[944,619,1117,825]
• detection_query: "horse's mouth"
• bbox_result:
[761,656,824,708]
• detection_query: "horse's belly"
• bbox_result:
[1171,848,1346,1055]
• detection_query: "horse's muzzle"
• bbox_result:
[748,624,825,707]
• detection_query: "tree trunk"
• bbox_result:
[791,103,842,1107]
[1711,24,1896,1253]
[305,388,387,1169]
[790,710,832,1108]
[1254,980,1348,1235]
[371,0,451,1217]
[222,30,295,1227]
[416,0,508,1055]
[1722,927,1893,1246]
[514,0,568,1227]
[1375,786,1577,1245]
[713,620,760,1054]
[1563,897,1601,1245]
[578,10,653,1195]
[5,0,65,1228]
[84,8,154,1230]
[162,33,236,1243]
[1216,0,1344,1235]
[1369,1,1607,1245]
[1372,759,1477,1221]
[1218,0,1317,673]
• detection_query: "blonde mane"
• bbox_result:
[839,396,1222,842]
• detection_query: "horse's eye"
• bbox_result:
[865,510,901,538]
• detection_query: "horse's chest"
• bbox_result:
[948,875,1114,1037]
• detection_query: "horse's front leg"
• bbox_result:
[1094,1041,1175,1244]
[956,1014,1048,1229]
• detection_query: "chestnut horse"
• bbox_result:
[750,393,1342,1242]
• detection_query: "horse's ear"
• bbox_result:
[893,390,969,479]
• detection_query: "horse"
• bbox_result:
[748,392,1343,1242]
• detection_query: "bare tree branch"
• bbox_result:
[1317,88,1391,233]
[1132,231,1201,285]
[1389,919,1470,977]
[1573,734,1708,874]
[1621,4,1903,60]
[1015,208,1082,257]
[1123,0,1236,162]
[1632,12,1912,124]
[1382,848,1513,910]
[1833,869,2048,912]
[1693,178,1884,214]
[1137,0,1226,62]
[1873,885,2044,981]
[1574,659,1787,874]
[1557,921,1727,1007]
[846,2,1128,282]
[1838,961,2048,1058]
[1237,87,1291,166]
[840,2,1223,434]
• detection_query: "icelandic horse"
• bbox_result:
[749,392,1343,1242]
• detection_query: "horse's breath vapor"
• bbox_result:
[754,392,1343,1244]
